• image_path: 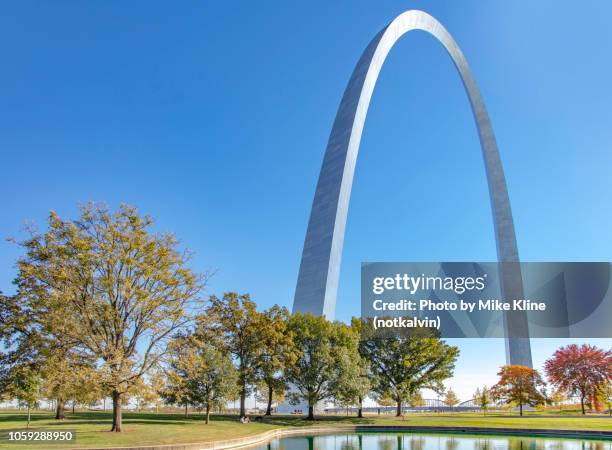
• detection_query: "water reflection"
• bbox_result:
[257,434,612,450]
[446,437,459,450]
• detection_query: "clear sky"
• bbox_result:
[1,1,611,401]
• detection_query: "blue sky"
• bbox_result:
[1,1,611,399]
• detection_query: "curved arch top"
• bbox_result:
[292,10,532,366]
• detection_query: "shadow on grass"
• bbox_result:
[3,411,603,430]
[249,415,377,427]
[0,413,56,423]
[0,411,219,427]
[0,412,378,427]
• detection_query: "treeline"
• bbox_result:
[0,205,611,433]
[0,205,458,431]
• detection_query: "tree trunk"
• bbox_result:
[205,404,210,424]
[72,400,76,414]
[307,404,315,420]
[239,380,247,419]
[519,400,523,416]
[55,400,65,420]
[27,404,31,428]
[357,396,363,418]
[581,395,586,415]
[184,404,188,418]
[396,400,402,417]
[111,390,123,432]
[265,383,273,416]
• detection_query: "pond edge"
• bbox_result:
[74,424,612,450]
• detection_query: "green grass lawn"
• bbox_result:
[0,410,609,449]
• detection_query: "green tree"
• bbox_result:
[14,204,206,431]
[257,305,296,416]
[148,370,166,413]
[0,292,39,403]
[444,388,459,410]
[360,324,459,417]
[189,346,237,423]
[0,286,96,421]
[0,291,74,420]
[596,382,612,416]
[332,318,370,418]
[160,369,191,417]
[332,351,370,418]
[166,333,238,423]
[205,293,263,420]
[474,386,491,415]
[9,365,41,428]
[409,391,424,408]
[284,313,355,420]
[130,378,160,412]
[72,367,104,410]
[549,389,567,410]
[376,394,396,408]
[255,380,285,413]
[490,365,547,416]
[40,350,100,419]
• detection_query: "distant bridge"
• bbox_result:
[325,398,505,414]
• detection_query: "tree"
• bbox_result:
[331,335,370,418]
[205,293,264,420]
[148,370,166,413]
[360,324,459,417]
[597,382,612,416]
[549,389,567,410]
[40,350,100,419]
[131,378,160,412]
[473,386,491,415]
[71,367,104,411]
[0,290,51,401]
[0,293,97,421]
[284,313,356,420]
[332,318,370,418]
[444,389,459,410]
[0,286,95,422]
[9,365,41,428]
[409,391,424,408]
[255,380,285,414]
[187,346,237,423]
[160,369,191,417]
[166,333,238,424]
[0,292,47,426]
[376,394,396,408]
[490,365,546,416]
[544,344,612,415]
[14,204,206,431]
[257,305,296,416]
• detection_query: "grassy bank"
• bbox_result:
[0,410,610,449]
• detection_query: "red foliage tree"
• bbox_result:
[544,344,612,415]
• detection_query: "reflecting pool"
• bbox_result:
[251,433,611,450]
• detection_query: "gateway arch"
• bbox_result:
[292,10,532,366]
